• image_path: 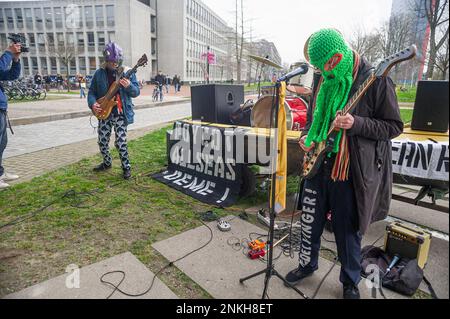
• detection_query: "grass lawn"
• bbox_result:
[244,81,273,92]
[396,87,417,103]
[47,90,80,95]
[400,109,414,124]
[8,95,72,104]
[0,126,272,298]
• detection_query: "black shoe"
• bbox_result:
[343,284,360,299]
[284,267,314,287]
[93,163,112,172]
[123,169,132,180]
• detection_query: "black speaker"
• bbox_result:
[191,84,244,125]
[411,81,449,133]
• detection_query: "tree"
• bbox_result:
[414,0,449,79]
[349,25,382,63]
[47,34,77,92]
[378,13,417,82]
[235,0,245,83]
[435,35,449,79]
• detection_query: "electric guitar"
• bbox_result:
[94,54,148,120]
[302,45,417,179]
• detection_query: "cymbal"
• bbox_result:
[248,55,283,69]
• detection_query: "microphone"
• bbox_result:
[278,64,309,82]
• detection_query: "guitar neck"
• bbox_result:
[327,72,376,135]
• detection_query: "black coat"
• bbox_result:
[303,58,404,234]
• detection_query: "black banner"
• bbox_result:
[152,121,244,207]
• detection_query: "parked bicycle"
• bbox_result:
[1,79,47,101]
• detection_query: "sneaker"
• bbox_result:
[0,172,19,181]
[123,169,132,180]
[284,266,314,286]
[0,180,10,189]
[343,284,360,299]
[93,163,112,172]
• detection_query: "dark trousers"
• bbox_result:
[0,110,7,176]
[299,157,362,286]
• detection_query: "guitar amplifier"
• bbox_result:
[384,222,432,269]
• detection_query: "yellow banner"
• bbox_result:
[271,82,287,214]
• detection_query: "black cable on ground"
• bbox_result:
[100,218,214,299]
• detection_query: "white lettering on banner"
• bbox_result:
[217,188,231,204]
[392,140,449,181]
[299,188,317,268]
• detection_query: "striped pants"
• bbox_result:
[98,113,131,170]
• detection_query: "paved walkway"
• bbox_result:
[9,94,187,121]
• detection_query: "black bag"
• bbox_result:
[360,246,427,297]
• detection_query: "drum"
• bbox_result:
[251,96,308,131]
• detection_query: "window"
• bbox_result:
[25,8,33,29]
[37,33,45,52]
[56,32,64,47]
[15,8,23,29]
[84,6,93,28]
[34,8,43,30]
[77,32,85,48]
[54,7,63,28]
[31,57,38,72]
[70,58,76,74]
[79,57,86,74]
[0,9,4,30]
[50,57,57,74]
[89,57,96,72]
[87,31,95,52]
[0,34,7,47]
[66,32,74,46]
[23,57,30,75]
[47,33,55,50]
[5,8,13,29]
[151,15,156,33]
[106,5,114,27]
[107,31,115,42]
[44,7,52,29]
[27,33,35,53]
[40,57,48,74]
[95,5,104,28]
[97,31,105,48]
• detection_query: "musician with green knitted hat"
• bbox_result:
[285,28,404,299]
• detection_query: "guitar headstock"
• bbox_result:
[375,45,417,77]
[136,54,148,68]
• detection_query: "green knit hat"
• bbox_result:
[307,28,353,78]
[304,28,355,154]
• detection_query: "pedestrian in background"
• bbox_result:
[78,75,86,99]
[155,71,165,102]
[0,42,22,189]
[165,76,171,94]
[173,75,181,93]
[57,74,64,92]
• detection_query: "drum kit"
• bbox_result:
[231,55,315,131]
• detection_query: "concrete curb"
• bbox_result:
[10,98,191,126]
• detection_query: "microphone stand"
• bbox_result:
[239,79,309,300]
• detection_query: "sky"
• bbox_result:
[202,0,393,65]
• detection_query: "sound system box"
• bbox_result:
[191,84,244,125]
[411,80,449,133]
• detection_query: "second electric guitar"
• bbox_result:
[302,45,417,180]
[94,54,148,120]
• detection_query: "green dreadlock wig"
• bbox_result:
[304,28,354,153]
